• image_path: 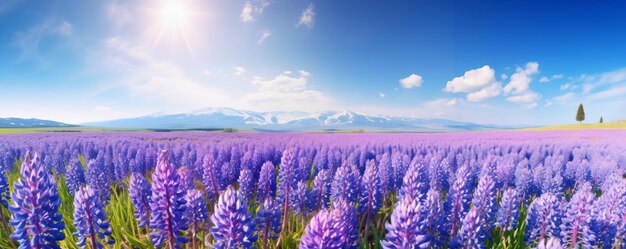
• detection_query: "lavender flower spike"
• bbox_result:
[458,207,486,249]
[210,185,257,248]
[256,198,281,247]
[73,186,115,248]
[525,192,562,244]
[9,151,66,248]
[560,182,596,249]
[149,150,188,249]
[185,189,209,249]
[381,197,429,249]
[257,161,277,203]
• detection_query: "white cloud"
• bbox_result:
[399,74,423,89]
[379,92,385,98]
[467,83,502,102]
[12,18,73,57]
[233,66,246,76]
[539,74,563,83]
[298,3,316,28]
[559,83,578,91]
[96,37,232,109]
[244,70,332,111]
[501,74,508,80]
[445,65,497,93]
[506,91,540,104]
[503,62,539,95]
[446,98,458,106]
[241,0,269,23]
[258,30,271,44]
[107,2,131,28]
[553,92,575,102]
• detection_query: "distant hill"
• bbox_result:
[85,107,507,132]
[0,118,74,128]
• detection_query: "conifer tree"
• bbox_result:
[576,103,585,124]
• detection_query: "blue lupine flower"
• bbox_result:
[333,198,359,249]
[310,169,332,210]
[185,189,209,246]
[378,153,393,196]
[292,181,309,216]
[381,197,429,249]
[299,210,343,249]
[257,161,276,203]
[9,151,66,248]
[202,154,222,202]
[331,162,360,204]
[472,173,497,232]
[73,186,115,248]
[560,182,596,248]
[238,169,255,202]
[0,169,9,208]
[86,159,111,205]
[358,160,382,219]
[149,150,188,249]
[210,185,257,248]
[398,160,429,202]
[592,180,626,248]
[445,165,473,238]
[458,207,486,249]
[129,172,152,228]
[66,158,86,196]
[424,189,445,248]
[526,192,563,244]
[256,198,281,243]
[497,188,520,231]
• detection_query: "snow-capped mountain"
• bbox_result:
[84,107,502,131]
[0,118,74,128]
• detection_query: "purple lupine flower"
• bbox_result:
[445,165,473,238]
[333,198,359,249]
[424,189,445,248]
[177,166,195,192]
[257,161,276,203]
[185,189,209,248]
[202,154,222,201]
[210,185,257,248]
[526,192,563,244]
[458,207,486,249]
[560,182,596,248]
[237,169,255,202]
[86,159,111,205]
[358,160,382,219]
[220,162,239,188]
[496,188,520,231]
[331,162,360,204]
[73,186,115,248]
[300,210,343,249]
[535,238,564,249]
[130,172,152,228]
[398,160,429,202]
[381,197,429,249]
[472,173,497,232]
[9,152,66,248]
[256,198,281,244]
[292,181,309,216]
[149,150,188,249]
[378,153,393,196]
[592,180,626,248]
[278,148,298,229]
[310,169,332,210]
[0,169,9,208]
[66,158,86,195]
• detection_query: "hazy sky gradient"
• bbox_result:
[1,0,626,125]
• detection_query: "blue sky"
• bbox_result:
[1,0,626,125]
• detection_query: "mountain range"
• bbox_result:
[84,107,505,132]
[0,118,73,128]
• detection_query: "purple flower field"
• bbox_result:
[1,130,626,248]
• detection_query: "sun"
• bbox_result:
[159,1,190,27]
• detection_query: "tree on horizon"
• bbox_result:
[576,103,585,124]
[600,116,604,124]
